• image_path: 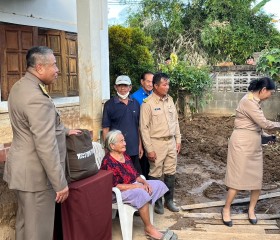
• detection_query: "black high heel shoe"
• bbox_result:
[248,212,258,225]
[221,209,233,227]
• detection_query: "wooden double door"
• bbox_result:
[0,23,79,101]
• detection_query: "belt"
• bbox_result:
[152,136,174,141]
[234,128,261,133]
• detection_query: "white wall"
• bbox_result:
[0,0,77,32]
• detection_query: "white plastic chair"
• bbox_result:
[112,176,154,240]
[92,141,105,169]
[92,141,154,240]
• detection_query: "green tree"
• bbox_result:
[128,0,187,64]
[127,0,280,65]
[109,25,155,94]
[200,0,280,64]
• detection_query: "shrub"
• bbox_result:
[256,48,280,82]
[109,25,155,94]
[160,53,212,113]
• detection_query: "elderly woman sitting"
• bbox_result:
[101,130,176,240]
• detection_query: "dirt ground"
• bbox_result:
[1,114,279,236]
[172,114,280,230]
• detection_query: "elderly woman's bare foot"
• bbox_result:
[144,225,163,240]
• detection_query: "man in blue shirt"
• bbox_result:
[132,71,154,105]
[132,71,154,178]
[102,75,143,173]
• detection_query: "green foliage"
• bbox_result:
[159,53,212,113]
[109,25,155,94]
[252,0,271,13]
[256,48,280,82]
[127,0,280,65]
[200,0,280,64]
[128,0,186,63]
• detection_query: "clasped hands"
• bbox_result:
[135,182,152,195]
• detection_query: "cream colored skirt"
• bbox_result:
[225,129,262,190]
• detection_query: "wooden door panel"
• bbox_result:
[48,55,64,95]
[0,24,37,101]
[21,54,26,72]
[49,35,61,53]
[5,31,19,50]
[68,39,76,55]
[51,76,63,92]
[66,33,79,96]
[2,75,20,100]
[7,75,20,90]
[38,34,47,46]
[21,31,34,50]
[68,76,78,92]
[55,55,62,73]
[38,30,66,97]
[69,58,77,73]
[7,53,20,72]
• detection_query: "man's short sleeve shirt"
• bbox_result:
[102,96,140,156]
[131,87,152,106]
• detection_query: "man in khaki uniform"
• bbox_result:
[140,72,181,214]
[4,46,79,240]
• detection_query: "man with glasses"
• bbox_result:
[102,75,143,174]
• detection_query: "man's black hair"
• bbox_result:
[26,46,53,68]
[153,72,169,86]
[140,71,154,81]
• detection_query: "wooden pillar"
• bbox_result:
[76,0,110,141]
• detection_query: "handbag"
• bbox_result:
[66,129,98,182]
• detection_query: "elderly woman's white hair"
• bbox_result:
[104,129,123,151]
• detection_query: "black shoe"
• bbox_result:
[165,201,180,212]
[221,209,233,227]
[248,213,258,225]
[154,197,164,215]
[163,175,179,212]
[261,135,276,145]
[154,204,164,215]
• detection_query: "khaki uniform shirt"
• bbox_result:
[235,92,280,132]
[140,93,181,153]
[4,72,68,192]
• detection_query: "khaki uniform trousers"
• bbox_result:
[16,189,56,240]
[149,137,177,177]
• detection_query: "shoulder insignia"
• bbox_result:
[143,98,149,103]
[39,83,50,98]
[247,92,254,100]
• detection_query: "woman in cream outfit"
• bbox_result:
[222,77,280,227]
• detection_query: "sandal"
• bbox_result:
[146,230,178,240]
